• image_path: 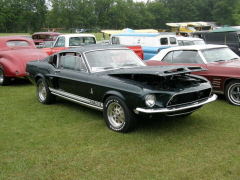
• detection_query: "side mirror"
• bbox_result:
[50,42,54,48]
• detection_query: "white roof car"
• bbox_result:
[150,44,228,62]
[177,36,205,46]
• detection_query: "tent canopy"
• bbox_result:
[211,25,240,33]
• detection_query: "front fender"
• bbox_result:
[103,90,126,103]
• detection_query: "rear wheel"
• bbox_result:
[103,96,136,133]
[225,80,240,106]
[37,78,56,104]
[0,67,10,86]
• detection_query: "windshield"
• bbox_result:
[194,40,205,45]
[201,47,240,63]
[69,37,96,46]
[84,49,146,72]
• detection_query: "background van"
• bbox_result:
[110,33,178,60]
[192,31,240,55]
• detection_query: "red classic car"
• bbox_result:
[0,36,48,85]
[145,45,240,105]
[32,32,62,48]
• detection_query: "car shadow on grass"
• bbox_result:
[48,97,223,134]
[7,78,32,86]
[56,97,103,119]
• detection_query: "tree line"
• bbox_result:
[1,0,240,33]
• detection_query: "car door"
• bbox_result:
[53,52,88,98]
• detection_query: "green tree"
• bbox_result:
[167,0,199,22]
[146,1,169,29]
[212,0,240,26]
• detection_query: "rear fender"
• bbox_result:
[0,58,21,76]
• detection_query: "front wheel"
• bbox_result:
[225,80,240,106]
[103,96,136,133]
[37,78,56,104]
[0,67,10,86]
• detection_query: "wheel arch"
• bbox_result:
[224,78,240,92]
[102,90,126,104]
[35,74,46,84]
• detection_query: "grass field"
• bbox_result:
[0,33,106,41]
[0,79,239,179]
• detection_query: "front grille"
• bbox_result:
[167,88,211,107]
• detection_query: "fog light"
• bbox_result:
[145,94,156,107]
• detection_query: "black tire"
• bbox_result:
[0,67,10,86]
[225,80,240,106]
[103,96,136,133]
[36,78,56,104]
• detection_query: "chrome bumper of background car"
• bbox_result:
[135,94,217,114]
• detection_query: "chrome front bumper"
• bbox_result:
[135,94,217,114]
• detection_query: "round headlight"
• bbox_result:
[145,94,156,107]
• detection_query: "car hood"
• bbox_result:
[95,65,209,93]
[98,65,206,77]
[209,59,240,68]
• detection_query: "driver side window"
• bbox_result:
[58,53,88,72]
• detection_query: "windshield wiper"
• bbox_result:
[229,58,239,60]
[214,60,226,62]
[121,63,138,67]
[103,66,115,70]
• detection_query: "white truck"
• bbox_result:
[42,34,97,55]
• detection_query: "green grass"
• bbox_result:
[0,79,239,179]
[0,33,107,41]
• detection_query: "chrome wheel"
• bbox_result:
[0,69,3,84]
[0,68,9,86]
[107,102,125,128]
[36,79,56,104]
[228,84,240,104]
[38,82,47,102]
[104,96,136,133]
[225,80,240,106]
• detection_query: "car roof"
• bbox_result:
[163,44,228,51]
[58,34,96,38]
[55,44,130,54]
[150,44,229,60]
[112,32,176,37]
[0,36,36,49]
[32,32,62,35]
[176,36,204,41]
